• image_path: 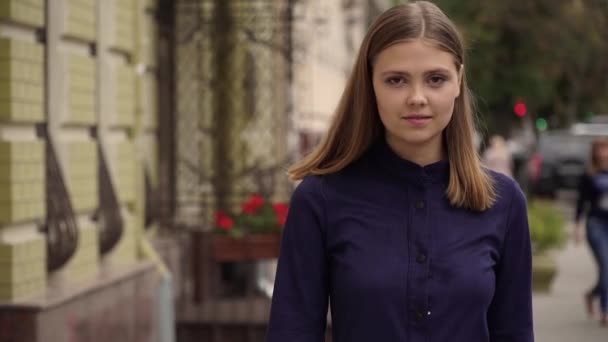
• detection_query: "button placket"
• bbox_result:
[415,200,425,209]
[407,184,431,332]
[416,252,427,264]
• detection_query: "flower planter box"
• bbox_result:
[211,233,281,262]
[532,252,557,293]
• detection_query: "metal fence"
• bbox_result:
[158,1,297,339]
[166,1,297,340]
[171,0,294,228]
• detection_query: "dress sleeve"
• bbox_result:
[487,181,534,342]
[266,176,329,342]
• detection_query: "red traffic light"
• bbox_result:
[514,102,527,117]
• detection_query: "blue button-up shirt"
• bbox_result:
[576,170,608,222]
[267,139,534,342]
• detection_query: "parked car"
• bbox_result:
[527,131,594,198]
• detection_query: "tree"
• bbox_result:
[435,0,608,134]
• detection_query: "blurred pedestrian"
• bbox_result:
[267,2,533,342]
[574,137,608,327]
[482,134,513,178]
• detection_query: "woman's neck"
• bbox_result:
[385,134,444,166]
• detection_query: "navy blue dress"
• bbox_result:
[267,139,534,342]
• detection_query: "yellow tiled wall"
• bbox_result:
[145,139,159,183]
[0,235,47,301]
[137,0,157,68]
[0,0,159,304]
[107,214,137,266]
[115,64,135,128]
[0,38,45,123]
[64,223,99,283]
[64,0,97,41]
[0,141,46,225]
[140,75,158,130]
[111,142,136,204]
[63,54,96,125]
[111,0,135,53]
[0,0,45,28]
[64,141,98,212]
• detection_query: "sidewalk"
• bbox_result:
[533,238,607,341]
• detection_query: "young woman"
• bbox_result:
[267,2,533,341]
[575,137,608,327]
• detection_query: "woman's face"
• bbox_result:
[597,144,608,166]
[372,39,462,154]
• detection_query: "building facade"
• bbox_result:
[0,1,162,341]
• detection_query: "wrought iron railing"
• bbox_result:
[36,125,79,271]
[95,144,123,254]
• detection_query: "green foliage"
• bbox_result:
[527,200,566,253]
[234,203,282,234]
[428,0,608,134]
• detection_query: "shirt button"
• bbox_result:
[416,253,427,264]
[415,201,425,209]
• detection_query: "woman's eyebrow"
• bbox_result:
[425,68,451,74]
[380,68,451,77]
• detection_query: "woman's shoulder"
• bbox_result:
[293,161,371,198]
[293,175,325,199]
[487,170,527,210]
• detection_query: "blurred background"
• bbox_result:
[0,0,606,341]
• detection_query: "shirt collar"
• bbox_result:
[369,137,450,184]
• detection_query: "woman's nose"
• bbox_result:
[407,85,427,107]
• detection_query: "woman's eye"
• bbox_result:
[429,75,446,86]
[386,77,405,86]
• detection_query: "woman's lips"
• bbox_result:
[402,115,432,126]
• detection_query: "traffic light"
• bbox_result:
[535,118,548,131]
[514,100,527,117]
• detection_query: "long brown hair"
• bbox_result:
[288,1,496,211]
[589,137,608,174]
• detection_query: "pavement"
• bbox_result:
[533,240,607,341]
[533,193,607,341]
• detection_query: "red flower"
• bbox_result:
[215,210,234,230]
[242,194,265,215]
[272,203,289,227]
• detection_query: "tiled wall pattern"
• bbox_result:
[111,141,136,205]
[137,0,157,68]
[64,223,99,283]
[0,0,160,302]
[63,53,96,125]
[139,74,157,130]
[110,0,135,53]
[0,141,46,225]
[0,14,47,302]
[0,0,45,28]
[0,38,44,123]
[64,141,98,212]
[62,0,96,41]
[107,214,137,266]
[0,235,46,301]
[115,64,135,128]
